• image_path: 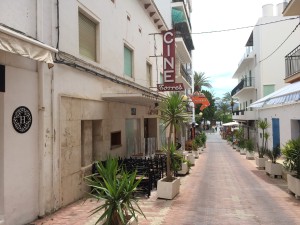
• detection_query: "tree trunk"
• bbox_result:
[166,124,173,181]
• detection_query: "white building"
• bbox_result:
[231,2,300,143]
[249,0,300,150]
[0,0,193,224]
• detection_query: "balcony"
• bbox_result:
[175,36,191,64]
[232,110,256,121]
[176,64,192,89]
[285,43,300,83]
[174,23,194,51]
[172,1,192,29]
[233,46,254,78]
[231,77,255,97]
[283,0,300,16]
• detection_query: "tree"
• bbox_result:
[217,101,231,123]
[193,72,212,91]
[159,93,189,181]
[195,90,216,126]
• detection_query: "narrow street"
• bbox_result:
[32,133,300,225]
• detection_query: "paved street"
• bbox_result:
[31,133,300,225]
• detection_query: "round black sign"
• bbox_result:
[12,106,32,133]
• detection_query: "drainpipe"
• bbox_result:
[37,0,46,217]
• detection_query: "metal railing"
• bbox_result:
[285,43,300,79]
[231,77,255,96]
[180,65,192,85]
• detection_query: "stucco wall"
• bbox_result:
[2,56,39,225]
[256,103,300,149]
[58,0,163,88]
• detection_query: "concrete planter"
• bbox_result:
[265,161,282,178]
[287,174,300,199]
[157,177,180,199]
[240,148,246,155]
[246,151,255,160]
[186,154,195,165]
[255,157,267,169]
[177,162,189,175]
[192,150,199,158]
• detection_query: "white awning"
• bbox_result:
[0,25,58,67]
[222,121,239,126]
[250,81,300,108]
[102,93,161,106]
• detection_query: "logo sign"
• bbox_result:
[157,83,184,92]
[12,106,32,133]
[158,29,184,92]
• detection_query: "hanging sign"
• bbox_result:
[157,29,184,92]
[12,106,32,133]
[190,92,210,111]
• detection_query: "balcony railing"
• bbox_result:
[232,110,245,116]
[172,0,192,29]
[180,65,192,86]
[285,43,300,79]
[174,23,194,51]
[231,77,255,96]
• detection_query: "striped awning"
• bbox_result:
[250,81,300,108]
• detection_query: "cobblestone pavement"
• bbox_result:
[31,133,300,225]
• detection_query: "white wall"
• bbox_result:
[257,103,300,149]
[0,91,4,223]
[1,53,39,225]
[58,0,163,88]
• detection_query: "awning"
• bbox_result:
[0,25,57,67]
[102,93,162,106]
[250,81,300,108]
[222,121,239,126]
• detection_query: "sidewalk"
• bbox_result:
[31,133,300,225]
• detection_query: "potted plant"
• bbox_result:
[157,92,189,199]
[236,128,246,154]
[199,132,207,149]
[194,134,203,152]
[255,120,269,168]
[192,139,199,158]
[265,146,282,178]
[245,139,255,160]
[282,137,300,198]
[85,157,145,225]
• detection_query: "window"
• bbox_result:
[160,72,163,84]
[81,120,102,167]
[146,62,152,87]
[79,12,97,61]
[263,85,275,97]
[111,131,121,149]
[124,46,133,77]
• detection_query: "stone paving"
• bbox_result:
[31,133,300,225]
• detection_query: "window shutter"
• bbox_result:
[124,46,133,77]
[79,12,96,61]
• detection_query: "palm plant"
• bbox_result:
[257,119,270,158]
[159,92,189,181]
[193,71,212,91]
[282,137,300,179]
[85,158,145,225]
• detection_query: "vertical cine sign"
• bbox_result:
[157,29,184,92]
[163,29,175,83]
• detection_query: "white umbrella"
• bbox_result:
[222,121,239,126]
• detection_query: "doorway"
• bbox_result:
[272,118,280,150]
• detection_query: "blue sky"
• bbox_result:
[191,0,283,98]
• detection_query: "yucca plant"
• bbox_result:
[265,146,281,164]
[159,92,189,181]
[257,119,270,158]
[85,158,145,225]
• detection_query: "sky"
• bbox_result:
[190,0,285,99]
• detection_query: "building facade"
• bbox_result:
[231,2,300,142]
[0,0,193,224]
[250,0,300,150]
